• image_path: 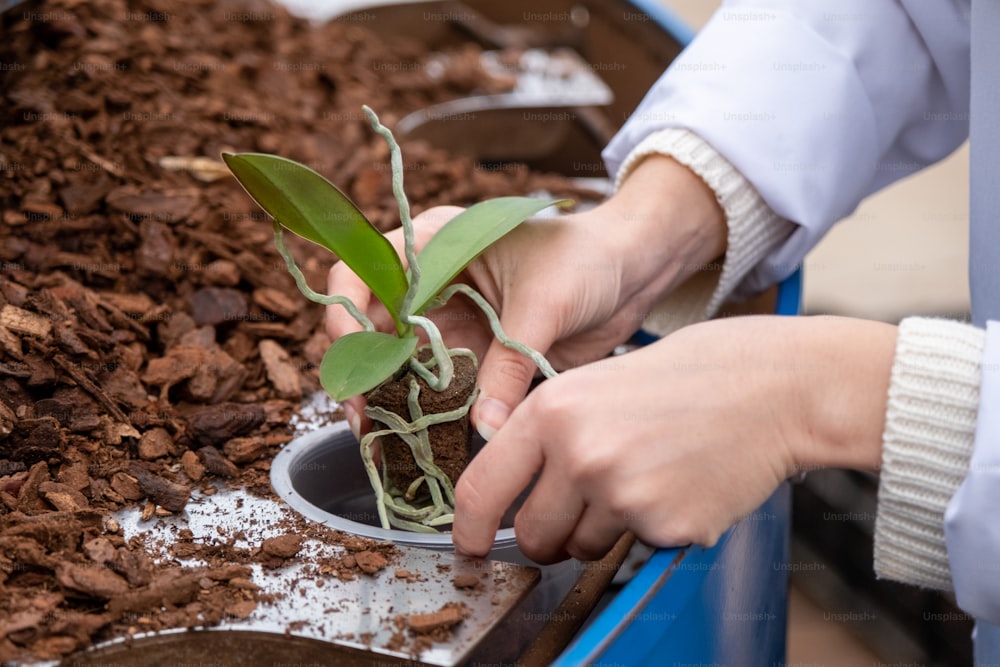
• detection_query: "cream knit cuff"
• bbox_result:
[874,317,985,591]
[614,128,796,336]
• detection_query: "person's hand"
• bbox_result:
[452,315,897,562]
[326,155,728,439]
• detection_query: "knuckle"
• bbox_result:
[604,487,640,522]
[522,378,573,422]
[561,440,615,484]
[513,512,561,564]
[565,449,613,484]
[618,494,690,548]
[491,355,537,391]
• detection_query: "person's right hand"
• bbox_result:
[325,155,728,440]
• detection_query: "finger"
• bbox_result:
[562,505,627,561]
[411,205,466,238]
[512,465,583,564]
[325,262,375,339]
[472,314,559,441]
[341,397,367,438]
[453,408,545,557]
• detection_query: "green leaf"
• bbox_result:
[319,331,417,400]
[222,153,408,326]
[411,197,570,314]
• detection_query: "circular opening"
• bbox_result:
[271,422,520,553]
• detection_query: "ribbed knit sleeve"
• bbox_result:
[614,128,797,336]
[874,317,985,590]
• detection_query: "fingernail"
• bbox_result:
[343,403,361,441]
[475,397,511,442]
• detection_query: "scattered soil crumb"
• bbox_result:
[261,533,303,559]
[394,569,424,583]
[355,550,389,575]
[452,574,481,590]
[408,602,471,638]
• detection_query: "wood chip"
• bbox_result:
[252,288,298,319]
[127,462,191,513]
[189,287,248,326]
[106,187,200,221]
[51,354,127,423]
[0,324,25,360]
[142,345,203,388]
[0,304,52,339]
[185,403,264,445]
[223,436,269,464]
[98,291,155,315]
[202,259,241,287]
[258,339,301,399]
[38,481,89,512]
[180,450,205,482]
[158,156,231,183]
[109,472,143,501]
[56,562,129,599]
[137,427,172,460]
[197,445,240,479]
[108,571,203,615]
[0,400,15,440]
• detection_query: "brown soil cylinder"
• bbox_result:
[364,353,477,493]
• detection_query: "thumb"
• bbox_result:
[473,313,557,441]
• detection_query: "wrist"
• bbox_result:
[592,154,727,304]
[790,316,897,475]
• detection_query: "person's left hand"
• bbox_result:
[452,314,897,562]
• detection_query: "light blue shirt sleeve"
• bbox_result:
[602,0,970,294]
[946,321,1000,625]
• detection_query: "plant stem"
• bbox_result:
[405,316,454,390]
[363,106,421,331]
[272,224,376,332]
[363,107,461,387]
[435,283,557,378]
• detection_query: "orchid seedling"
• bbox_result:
[222,106,564,531]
